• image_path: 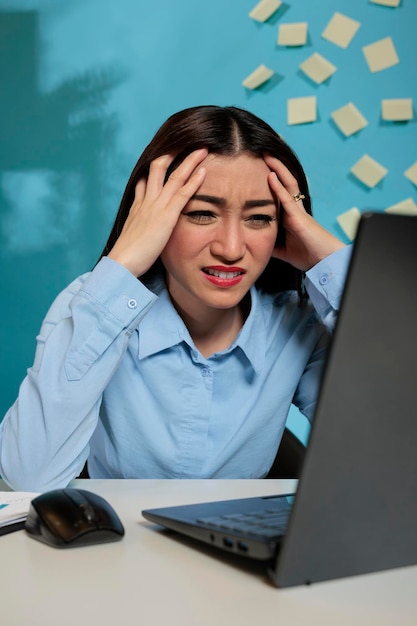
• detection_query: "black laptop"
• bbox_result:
[142,213,417,587]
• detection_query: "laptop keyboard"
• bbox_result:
[197,507,291,539]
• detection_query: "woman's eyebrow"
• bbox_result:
[190,194,226,206]
[190,194,275,208]
[244,199,276,208]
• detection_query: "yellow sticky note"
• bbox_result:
[404,161,417,186]
[331,103,368,137]
[385,198,417,216]
[350,155,388,188]
[363,37,399,73]
[381,98,413,121]
[369,0,401,7]
[287,96,317,125]
[299,52,337,84]
[278,22,308,46]
[249,0,282,22]
[242,64,274,89]
[337,208,361,241]
[321,12,360,49]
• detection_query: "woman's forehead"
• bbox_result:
[198,153,273,194]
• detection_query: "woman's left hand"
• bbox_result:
[264,155,345,271]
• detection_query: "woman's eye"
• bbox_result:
[246,215,276,228]
[184,211,216,224]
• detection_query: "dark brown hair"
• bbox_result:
[99,105,312,295]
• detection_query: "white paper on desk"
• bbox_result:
[0,492,39,527]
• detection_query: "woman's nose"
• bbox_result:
[210,222,246,262]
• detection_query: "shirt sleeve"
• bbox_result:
[303,245,352,330]
[293,245,353,423]
[0,257,157,491]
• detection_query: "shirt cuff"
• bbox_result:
[304,246,353,321]
[64,258,158,380]
[78,257,158,328]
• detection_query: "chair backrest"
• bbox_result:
[265,428,306,478]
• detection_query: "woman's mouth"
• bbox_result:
[202,267,246,287]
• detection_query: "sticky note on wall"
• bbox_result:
[278,22,308,46]
[381,98,413,121]
[242,64,274,89]
[363,37,399,72]
[321,12,360,48]
[350,155,388,188]
[385,198,417,216]
[299,52,337,84]
[249,0,282,22]
[369,0,401,7]
[331,103,368,136]
[287,96,317,125]
[404,161,417,186]
[337,208,361,241]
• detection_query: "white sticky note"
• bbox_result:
[337,208,361,241]
[331,103,368,137]
[369,0,401,7]
[363,37,399,73]
[287,96,317,125]
[385,198,417,216]
[321,12,360,49]
[381,98,413,121]
[278,22,308,46]
[299,52,337,84]
[249,0,282,22]
[350,155,388,188]
[242,64,274,89]
[404,161,417,186]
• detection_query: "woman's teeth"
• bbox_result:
[205,269,242,279]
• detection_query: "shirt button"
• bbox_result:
[319,274,330,286]
[201,367,209,377]
[127,298,137,309]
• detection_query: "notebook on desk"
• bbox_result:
[142,212,417,588]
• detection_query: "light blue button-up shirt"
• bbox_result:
[0,247,351,491]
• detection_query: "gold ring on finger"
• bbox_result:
[292,191,305,202]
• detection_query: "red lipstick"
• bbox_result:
[202,266,246,288]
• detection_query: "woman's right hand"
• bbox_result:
[108,148,208,277]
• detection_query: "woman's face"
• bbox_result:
[160,153,278,320]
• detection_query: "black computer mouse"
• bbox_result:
[25,488,125,548]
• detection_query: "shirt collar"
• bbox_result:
[137,283,267,376]
[137,287,192,359]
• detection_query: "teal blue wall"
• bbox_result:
[1,1,416,433]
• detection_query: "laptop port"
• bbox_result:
[223,537,234,549]
[237,541,249,553]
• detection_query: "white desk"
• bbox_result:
[1,479,416,626]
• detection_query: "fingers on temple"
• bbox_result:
[158,149,208,206]
[264,155,300,197]
[145,155,174,199]
[147,149,208,204]
[165,148,208,185]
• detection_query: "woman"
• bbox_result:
[0,106,349,491]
